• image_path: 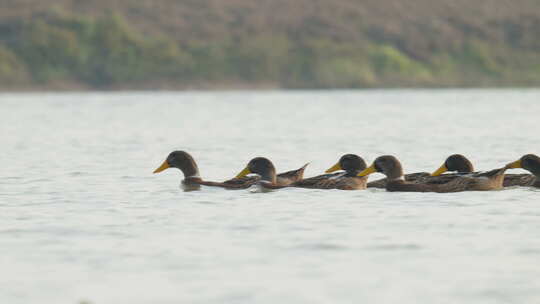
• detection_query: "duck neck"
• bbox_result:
[386,166,404,181]
[456,160,474,173]
[259,170,276,184]
[181,157,201,179]
[529,163,540,179]
[345,168,362,177]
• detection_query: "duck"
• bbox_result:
[358,155,507,192]
[153,151,307,191]
[359,155,434,192]
[505,154,540,188]
[222,162,309,187]
[291,154,368,190]
[233,157,309,187]
[234,157,290,191]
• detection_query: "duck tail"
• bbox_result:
[294,162,310,180]
[478,167,507,178]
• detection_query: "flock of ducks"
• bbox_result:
[153,151,540,192]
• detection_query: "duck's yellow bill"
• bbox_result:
[358,164,377,177]
[325,162,342,173]
[506,160,522,169]
[153,160,170,173]
[235,167,252,178]
[431,164,448,176]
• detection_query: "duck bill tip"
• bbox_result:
[153,160,170,174]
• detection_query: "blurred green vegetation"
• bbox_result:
[0,8,539,89]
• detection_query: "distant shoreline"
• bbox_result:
[1,86,538,94]
[2,5,540,91]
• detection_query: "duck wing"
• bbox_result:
[472,167,506,178]
[431,177,473,193]
[292,172,344,188]
[220,175,261,189]
[292,172,366,190]
[368,172,431,188]
[428,168,506,192]
[503,174,536,187]
[386,179,437,192]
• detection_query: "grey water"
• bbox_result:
[1,90,539,304]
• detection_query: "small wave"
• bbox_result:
[518,248,540,255]
[69,171,88,177]
[294,243,347,251]
[229,225,259,231]
[365,243,422,251]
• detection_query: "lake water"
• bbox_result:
[1,90,539,304]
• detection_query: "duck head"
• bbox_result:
[153,151,200,178]
[235,157,277,183]
[507,154,540,177]
[431,154,474,176]
[358,155,404,180]
[326,154,367,176]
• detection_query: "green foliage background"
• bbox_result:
[0,1,539,89]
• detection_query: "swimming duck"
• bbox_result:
[360,155,434,192]
[221,162,308,187]
[506,154,540,188]
[234,157,288,190]
[359,155,507,192]
[153,151,307,191]
[291,154,368,190]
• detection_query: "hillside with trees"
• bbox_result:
[0,0,539,90]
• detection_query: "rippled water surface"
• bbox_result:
[1,90,540,304]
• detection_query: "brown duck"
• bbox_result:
[291,154,368,190]
[153,151,307,191]
[359,155,507,192]
[506,154,540,188]
[234,157,298,191]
